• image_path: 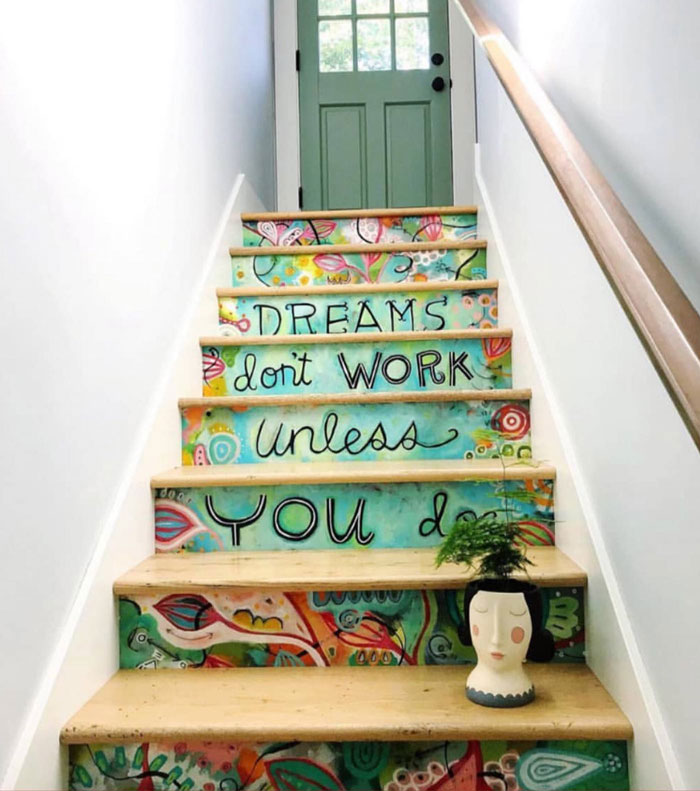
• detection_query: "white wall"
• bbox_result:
[0,1,275,786]
[474,0,700,312]
[470,35,700,789]
[447,5,475,204]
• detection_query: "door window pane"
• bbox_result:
[357,18,392,71]
[319,20,354,72]
[395,0,428,12]
[356,0,389,13]
[318,0,351,15]
[395,16,429,70]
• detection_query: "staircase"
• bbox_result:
[61,207,632,791]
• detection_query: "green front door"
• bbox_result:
[298,0,453,210]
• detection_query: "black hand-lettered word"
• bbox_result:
[337,349,474,389]
[232,351,313,392]
[419,492,449,537]
[252,296,449,335]
[254,412,459,458]
[205,493,374,546]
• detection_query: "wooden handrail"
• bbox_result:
[457,0,700,450]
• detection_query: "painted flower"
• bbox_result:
[491,403,530,440]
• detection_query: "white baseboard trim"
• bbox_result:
[5,173,265,791]
[475,146,682,790]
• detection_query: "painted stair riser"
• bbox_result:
[154,478,555,552]
[202,336,512,397]
[232,246,487,287]
[69,739,629,791]
[219,286,498,337]
[182,399,531,466]
[120,586,585,670]
[242,211,478,247]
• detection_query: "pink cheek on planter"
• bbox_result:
[472,624,480,637]
[511,626,525,644]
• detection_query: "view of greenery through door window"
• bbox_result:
[318,0,430,73]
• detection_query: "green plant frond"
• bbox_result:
[435,512,533,578]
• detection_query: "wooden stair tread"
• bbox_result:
[230,239,485,256]
[151,458,556,488]
[115,546,585,594]
[60,664,632,744]
[179,388,531,409]
[217,279,498,297]
[200,327,511,347]
[241,205,478,221]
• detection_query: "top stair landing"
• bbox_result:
[241,205,478,248]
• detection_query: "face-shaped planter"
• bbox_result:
[460,580,554,708]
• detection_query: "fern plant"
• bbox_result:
[435,511,532,579]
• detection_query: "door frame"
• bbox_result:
[272,0,475,211]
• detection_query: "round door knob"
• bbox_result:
[431,76,446,92]
[431,53,445,66]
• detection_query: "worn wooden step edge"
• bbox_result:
[217,279,498,298]
[179,388,531,410]
[230,239,486,257]
[151,459,556,489]
[200,327,511,347]
[114,546,585,594]
[60,664,632,744]
[241,205,479,222]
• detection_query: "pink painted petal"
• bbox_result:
[314,253,349,272]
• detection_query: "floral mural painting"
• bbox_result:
[242,212,478,248]
[232,247,488,288]
[119,585,584,670]
[69,738,629,791]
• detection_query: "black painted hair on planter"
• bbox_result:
[456,579,555,662]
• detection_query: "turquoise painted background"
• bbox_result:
[202,335,512,397]
[181,399,531,466]
[232,246,487,287]
[154,477,554,552]
[218,285,498,336]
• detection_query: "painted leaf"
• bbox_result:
[154,500,207,549]
[149,754,168,773]
[266,757,346,791]
[307,219,337,239]
[420,215,443,242]
[516,520,555,546]
[132,746,144,769]
[482,336,511,362]
[202,350,226,382]
[154,594,218,631]
[72,764,93,788]
[258,220,281,244]
[314,253,349,272]
[516,749,603,791]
